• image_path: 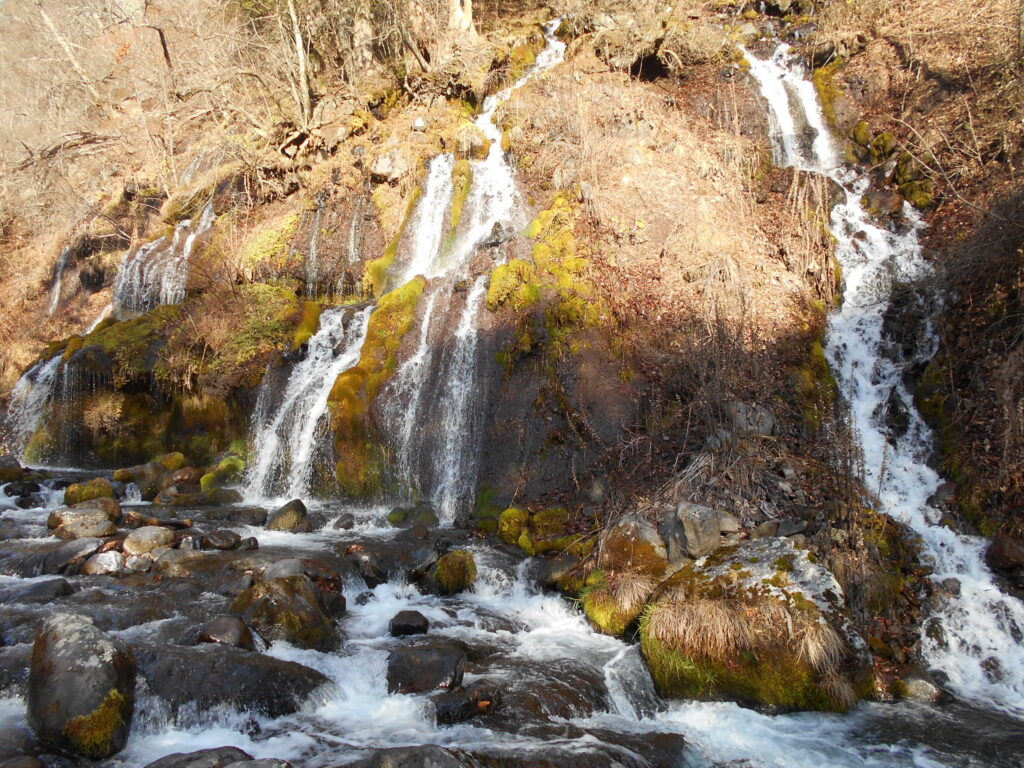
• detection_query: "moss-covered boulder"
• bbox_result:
[27,613,135,759]
[517,507,593,556]
[581,568,658,637]
[200,454,245,492]
[112,462,165,500]
[497,507,529,545]
[388,501,439,528]
[639,538,872,712]
[230,575,338,651]
[599,515,669,577]
[455,121,491,161]
[64,478,116,507]
[428,550,478,595]
[157,452,187,472]
[266,499,308,531]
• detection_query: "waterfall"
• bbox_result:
[243,306,372,501]
[305,204,324,297]
[113,202,215,315]
[393,154,456,287]
[747,44,1024,717]
[47,246,73,316]
[5,356,62,458]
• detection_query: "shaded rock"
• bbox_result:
[0,758,43,768]
[230,575,338,650]
[778,519,808,537]
[27,613,135,758]
[7,578,73,603]
[386,642,466,694]
[332,512,355,530]
[660,502,720,561]
[222,761,292,768]
[15,538,103,576]
[63,477,116,506]
[266,499,307,532]
[865,187,903,216]
[389,610,429,637]
[431,680,501,726]
[133,643,328,718]
[112,462,164,500]
[725,401,776,437]
[986,534,1024,571]
[895,666,945,703]
[387,501,439,528]
[353,749,468,768]
[197,616,255,651]
[600,515,669,576]
[751,519,780,539]
[125,555,152,572]
[718,513,740,534]
[201,530,242,551]
[81,551,125,575]
[141,747,253,768]
[4,480,40,496]
[0,455,23,484]
[123,525,175,556]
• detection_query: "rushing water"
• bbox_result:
[114,202,215,315]
[243,307,372,501]
[746,44,1024,718]
[47,246,73,316]
[5,357,62,459]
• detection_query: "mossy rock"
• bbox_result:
[63,688,130,759]
[363,186,424,297]
[293,301,322,349]
[157,452,187,472]
[241,212,301,274]
[598,516,669,578]
[230,575,338,651]
[899,180,934,209]
[851,120,872,147]
[199,455,245,492]
[64,478,116,507]
[870,131,896,163]
[388,501,439,528]
[498,507,529,545]
[430,550,477,595]
[487,259,541,312]
[581,570,646,637]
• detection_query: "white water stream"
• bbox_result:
[243,307,372,501]
[47,246,72,316]
[746,44,1024,717]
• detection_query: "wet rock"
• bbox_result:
[238,537,259,551]
[387,501,439,528]
[986,534,1024,571]
[13,494,45,510]
[133,643,328,719]
[125,555,152,572]
[0,758,43,768]
[53,511,118,540]
[425,550,477,595]
[223,761,292,768]
[431,680,501,726]
[386,642,466,694]
[154,549,196,578]
[4,480,39,496]
[123,525,175,556]
[113,462,164,499]
[455,122,490,161]
[895,666,945,703]
[15,538,103,576]
[230,575,339,650]
[865,187,904,216]
[528,551,584,595]
[48,502,119,530]
[201,530,242,551]
[7,578,74,603]
[332,512,355,530]
[141,747,253,768]
[352,748,468,768]
[63,477,116,506]
[81,551,125,575]
[197,616,256,651]
[660,502,720,561]
[389,610,429,637]
[0,455,23,484]
[197,507,268,527]
[27,613,135,759]
[266,499,307,532]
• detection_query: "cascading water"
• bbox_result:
[746,44,1024,717]
[114,202,215,315]
[392,153,457,287]
[46,246,72,316]
[4,356,62,458]
[243,306,372,501]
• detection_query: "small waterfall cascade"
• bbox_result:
[243,306,372,501]
[305,189,330,297]
[47,245,73,316]
[747,44,1024,717]
[113,202,215,315]
[392,153,457,287]
[4,356,62,458]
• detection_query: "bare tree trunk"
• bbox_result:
[33,1,104,105]
[286,0,314,128]
[449,0,476,38]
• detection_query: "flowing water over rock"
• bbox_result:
[746,44,1024,718]
[5,357,62,459]
[46,246,72,316]
[114,202,216,316]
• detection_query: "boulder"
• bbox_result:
[141,747,253,768]
[230,575,339,650]
[986,534,1024,571]
[197,615,256,651]
[200,455,244,492]
[599,515,669,576]
[133,643,328,718]
[266,499,307,532]
[387,501,439,528]
[222,762,291,768]
[389,610,429,637]
[431,680,501,726]
[353,746,467,768]
[718,513,740,534]
[63,477,116,506]
[724,402,776,437]
[660,502,721,561]
[370,150,409,183]
[894,666,945,703]
[386,642,466,694]
[112,462,164,499]
[4,479,40,496]
[425,550,477,595]
[27,613,135,758]
[455,122,491,160]
[0,454,23,484]
[200,506,268,527]
[332,512,355,530]
[15,538,103,577]
[81,551,125,575]
[123,525,175,556]
[201,530,242,551]
[497,507,529,546]
[54,512,118,540]
[8,578,73,603]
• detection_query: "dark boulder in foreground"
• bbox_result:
[133,643,329,719]
[986,534,1024,571]
[389,610,429,637]
[386,642,466,694]
[142,747,253,768]
[27,613,135,759]
[431,680,502,726]
[13,537,103,576]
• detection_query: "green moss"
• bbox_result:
[851,120,872,147]
[498,507,529,545]
[487,259,542,311]
[580,570,642,637]
[62,336,84,361]
[900,180,934,209]
[870,132,897,164]
[161,162,241,223]
[811,58,845,130]
[442,159,473,256]
[600,521,668,578]
[795,335,838,430]
[433,549,477,594]
[200,455,244,491]
[63,687,129,759]
[363,186,423,297]
[157,452,186,471]
[242,213,300,272]
[80,305,182,379]
[517,528,536,556]
[329,277,425,496]
[64,478,116,506]
[293,301,322,349]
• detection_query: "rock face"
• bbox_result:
[266,499,307,531]
[133,643,328,718]
[660,502,721,561]
[123,525,175,555]
[230,575,339,650]
[27,613,135,758]
[986,534,1024,571]
[369,150,409,183]
[724,401,776,437]
[386,642,466,694]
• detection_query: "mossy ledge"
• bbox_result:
[328,277,425,496]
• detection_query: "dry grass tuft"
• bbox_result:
[646,598,755,661]
[605,570,660,616]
